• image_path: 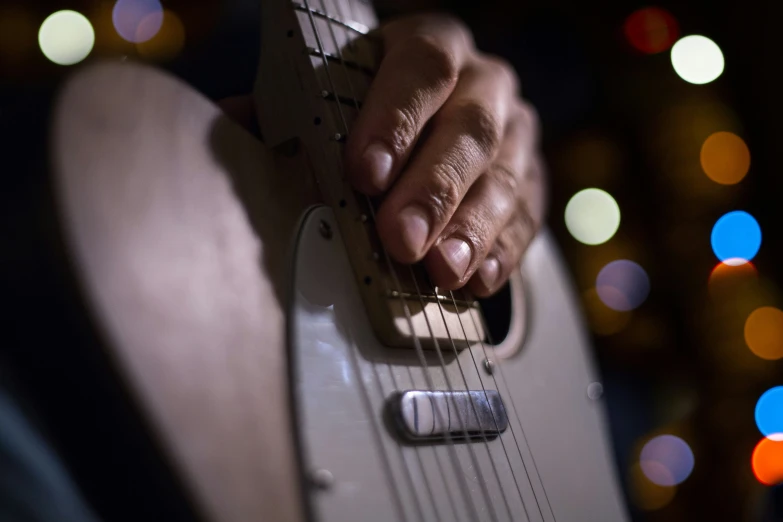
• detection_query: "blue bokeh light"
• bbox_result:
[755,386,783,438]
[640,434,695,486]
[710,211,761,262]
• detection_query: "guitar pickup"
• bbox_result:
[390,390,508,442]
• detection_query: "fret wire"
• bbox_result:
[306,47,374,76]
[300,2,427,521]
[292,1,372,37]
[467,303,558,521]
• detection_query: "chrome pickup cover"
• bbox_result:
[391,390,508,442]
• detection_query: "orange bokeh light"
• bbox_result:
[708,260,758,298]
[744,307,783,360]
[752,437,783,486]
[700,132,751,185]
[624,7,679,55]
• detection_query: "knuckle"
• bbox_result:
[402,34,460,89]
[517,100,541,132]
[451,101,503,158]
[490,163,521,197]
[384,103,421,154]
[480,54,519,93]
[423,161,466,223]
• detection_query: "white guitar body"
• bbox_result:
[292,206,627,522]
[50,15,628,518]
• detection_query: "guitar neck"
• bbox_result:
[254,0,484,348]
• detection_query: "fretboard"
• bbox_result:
[255,0,484,348]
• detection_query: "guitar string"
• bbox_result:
[473,292,557,522]
[299,4,422,521]
[449,291,541,520]
[322,3,508,519]
[407,271,511,522]
[420,282,518,521]
[467,296,557,521]
[300,2,461,520]
[324,10,518,519]
[312,2,443,521]
[322,1,508,518]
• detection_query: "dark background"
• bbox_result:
[2,0,782,521]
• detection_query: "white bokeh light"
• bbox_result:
[38,10,95,66]
[564,188,621,245]
[671,35,724,85]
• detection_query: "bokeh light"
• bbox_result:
[136,10,185,60]
[564,188,621,245]
[752,437,783,486]
[708,260,758,298]
[700,132,750,185]
[745,307,783,361]
[596,260,650,311]
[629,462,676,511]
[38,10,95,66]
[624,7,679,54]
[640,435,695,486]
[671,35,725,85]
[710,211,761,262]
[113,0,163,43]
[583,288,632,336]
[755,387,783,438]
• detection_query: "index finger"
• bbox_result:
[344,15,472,195]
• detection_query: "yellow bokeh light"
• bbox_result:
[745,307,783,360]
[564,188,620,245]
[700,132,750,185]
[629,462,676,511]
[38,10,95,66]
[136,10,185,61]
[671,35,724,85]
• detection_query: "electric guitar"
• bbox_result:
[48,0,628,520]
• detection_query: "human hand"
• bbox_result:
[345,13,545,297]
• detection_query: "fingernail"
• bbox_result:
[438,238,472,280]
[398,206,430,258]
[362,142,393,190]
[478,257,500,290]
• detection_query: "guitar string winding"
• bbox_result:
[301,2,473,520]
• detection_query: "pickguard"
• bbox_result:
[289,205,629,522]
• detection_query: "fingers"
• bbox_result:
[423,103,543,291]
[344,15,472,195]
[375,58,517,267]
[469,149,546,297]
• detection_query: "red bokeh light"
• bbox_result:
[624,7,680,54]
